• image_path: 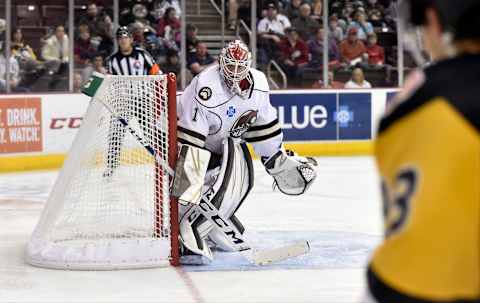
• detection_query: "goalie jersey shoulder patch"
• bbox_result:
[177,65,283,156]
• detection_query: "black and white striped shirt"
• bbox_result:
[106,47,160,75]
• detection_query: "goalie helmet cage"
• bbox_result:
[25,73,180,269]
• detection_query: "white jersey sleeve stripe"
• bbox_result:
[245,128,282,143]
[243,118,281,140]
[178,126,207,147]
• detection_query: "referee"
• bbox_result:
[106,26,160,75]
[103,26,162,178]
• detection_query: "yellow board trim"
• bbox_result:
[248,141,374,158]
[283,141,374,156]
[0,141,374,173]
[0,154,66,173]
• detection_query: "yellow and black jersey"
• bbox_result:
[368,54,480,303]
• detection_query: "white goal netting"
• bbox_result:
[26,74,178,269]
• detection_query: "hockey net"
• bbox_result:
[26,73,179,269]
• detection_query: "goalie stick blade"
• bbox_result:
[251,241,310,266]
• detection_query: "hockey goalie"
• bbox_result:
[173,40,317,265]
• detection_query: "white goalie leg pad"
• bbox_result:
[179,138,254,258]
[172,144,211,205]
[264,150,317,195]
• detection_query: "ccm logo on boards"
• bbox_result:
[50,117,83,129]
[277,105,328,129]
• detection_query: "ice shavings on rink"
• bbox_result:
[184,230,379,272]
[0,157,382,302]
[0,171,55,203]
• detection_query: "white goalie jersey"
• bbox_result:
[177,64,282,158]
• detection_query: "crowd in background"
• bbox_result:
[0,0,187,93]
[0,0,403,93]
[252,0,397,88]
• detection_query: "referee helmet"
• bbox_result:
[116,26,132,39]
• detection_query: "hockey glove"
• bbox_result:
[263,150,317,195]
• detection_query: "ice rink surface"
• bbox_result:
[0,157,382,303]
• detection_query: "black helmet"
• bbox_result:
[116,26,131,38]
[400,0,480,40]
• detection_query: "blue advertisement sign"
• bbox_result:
[337,93,371,140]
[270,93,336,141]
[386,91,397,106]
[270,92,372,141]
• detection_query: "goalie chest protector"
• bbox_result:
[177,65,280,156]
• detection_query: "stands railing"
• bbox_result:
[237,19,251,38]
[235,6,257,69]
[208,0,225,47]
[267,60,287,89]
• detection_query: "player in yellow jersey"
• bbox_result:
[365,0,480,302]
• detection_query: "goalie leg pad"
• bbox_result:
[207,214,246,252]
[172,144,211,205]
[179,138,254,257]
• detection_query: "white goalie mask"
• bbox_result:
[219,40,252,97]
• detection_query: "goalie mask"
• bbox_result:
[219,40,253,97]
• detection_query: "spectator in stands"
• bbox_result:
[312,71,345,89]
[74,24,97,67]
[152,0,181,22]
[310,0,323,21]
[339,4,355,30]
[366,33,385,66]
[144,29,164,62]
[308,26,340,68]
[368,8,385,28]
[0,19,5,49]
[157,7,181,52]
[228,0,251,30]
[187,42,216,76]
[82,53,107,80]
[11,28,39,73]
[292,3,320,41]
[96,14,115,58]
[344,67,372,88]
[340,27,367,66]
[257,2,291,64]
[187,24,199,56]
[329,15,344,43]
[78,2,105,39]
[285,0,302,20]
[347,10,374,41]
[92,54,107,74]
[42,25,69,74]
[279,27,309,85]
[0,47,22,92]
[162,49,180,76]
[131,22,146,47]
[73,72,83,93]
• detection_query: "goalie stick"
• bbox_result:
[97,98,174,177]
[95,98,310,266]
[186,194,310,265]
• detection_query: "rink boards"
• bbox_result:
[0,89,398,172]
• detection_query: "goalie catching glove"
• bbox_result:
[263,150,317,195]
